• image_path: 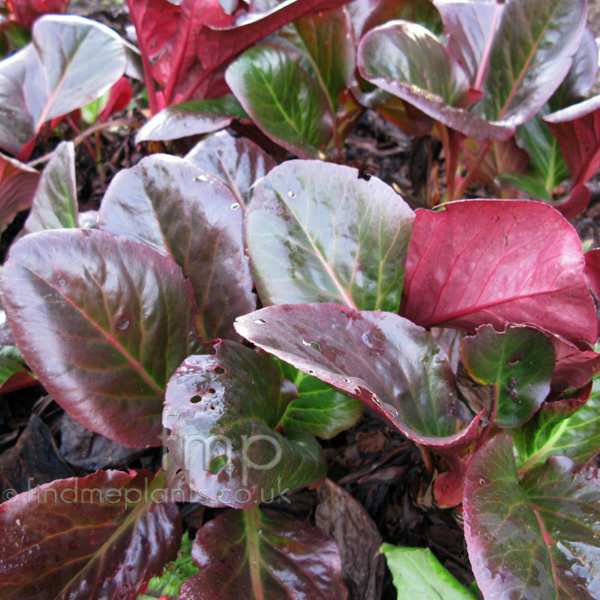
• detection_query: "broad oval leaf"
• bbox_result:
[246,160,415,312]
[0,15,127,154]
[275,359,363,439]
[514,378,600,471]
[185,130,276,207]
[544,94,600,188]
[402,200,597,346]
[135,96,247,143]
[0,151,39,234]
[478,0,587,127]
[0,470,181,600]
[381,543,476,600]
[235,303,482,451]
[180,506,347,600]
[464,434,600,600]
[461,324,555,429]
[357,20,513,143]
[99,154,255,341]
[294,6,355,111]
[0,229,199,447]
[163,339,326,509]
[23,141,78,234]
[225,45,333,159]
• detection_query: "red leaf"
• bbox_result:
[99,77,132,122]
[402,200,597,345]
[7,0,69,28]
[0,152,39,234]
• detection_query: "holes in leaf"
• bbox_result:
[479,477,487,486]
[190,395,202,404]
[193,174,208,182]
[215,366,226,375]
[287,190,297,198]
[116,318,130,331]
[301,337,322,352]
[208,388,216,394]
[507,353,523,366]
[230,202,240,211]
[58,277,67,286]
[254,318,266,325]
[209,454,229,475]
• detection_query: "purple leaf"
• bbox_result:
[163,339,326,508]
[185,130,275,207]
[0,15,127,155]
[99,154,255,341]
[0,151,39,234]
[357,21,513,143]
[0,470,181,600]
[464,434,600,600]
[478,0,587,127]
[235,303,481,451]
[245,160,415,312]
[23,141,78,233]
[0,229,199,447]
[180,506,347,600]
[402,200,597,346]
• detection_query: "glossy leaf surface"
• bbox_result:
[23,141,78,233]
[276,359,363,439]
[435,0,502,85]
[225,45,333,159]
[180,506,347,600]
[0,15,127,155]
[0,151,39,234]
[163,340,326,508]
[99,154,255,341]
[402,200,597,346]
[461,325,555,428]
[514,379,600,470]
[135,96,246,142]
[381,543,476,600]
[0,470,181,600]
[185,130,275,207]
[479,0,586,127]
[246,160,415,311]
[544,94,600,187]
[294,6,355,110]
[0,229,198,447]
[464,434,600,600]
[235,304,481,451]
[357,21,513,143]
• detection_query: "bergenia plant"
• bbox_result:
[0,139,599,597]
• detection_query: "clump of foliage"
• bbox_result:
[0,0,598,599]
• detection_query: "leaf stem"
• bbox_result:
[455,142,491,199]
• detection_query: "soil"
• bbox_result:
[2,3,600,600]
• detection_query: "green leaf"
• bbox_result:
[136,96,247,142]
[163,340,326,508]
[294,6,355,111]
[23,141,78,233]
[180,506,347,599]
[464,434,600,600]
[246,160,415,311]
[381,544,476,600]
[513,376,600,470]
[496,172,552,201]
[225,45,333,158]
[275,359,363,439]
[461,325,555,428]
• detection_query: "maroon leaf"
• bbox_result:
[7,0,70,28]
[185,130,275,207]
[0,229,199,447]
[402,200,597,346]
[163,339,327,509]
[544,94,600,187]
[0,151,39,234]
[553,182,591,220]
[180,506,347,600]
[557,28,599,106]
[99,154,255,341]
[0,470,181,600]
[464,434,600,600]
[235,304,481,451]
